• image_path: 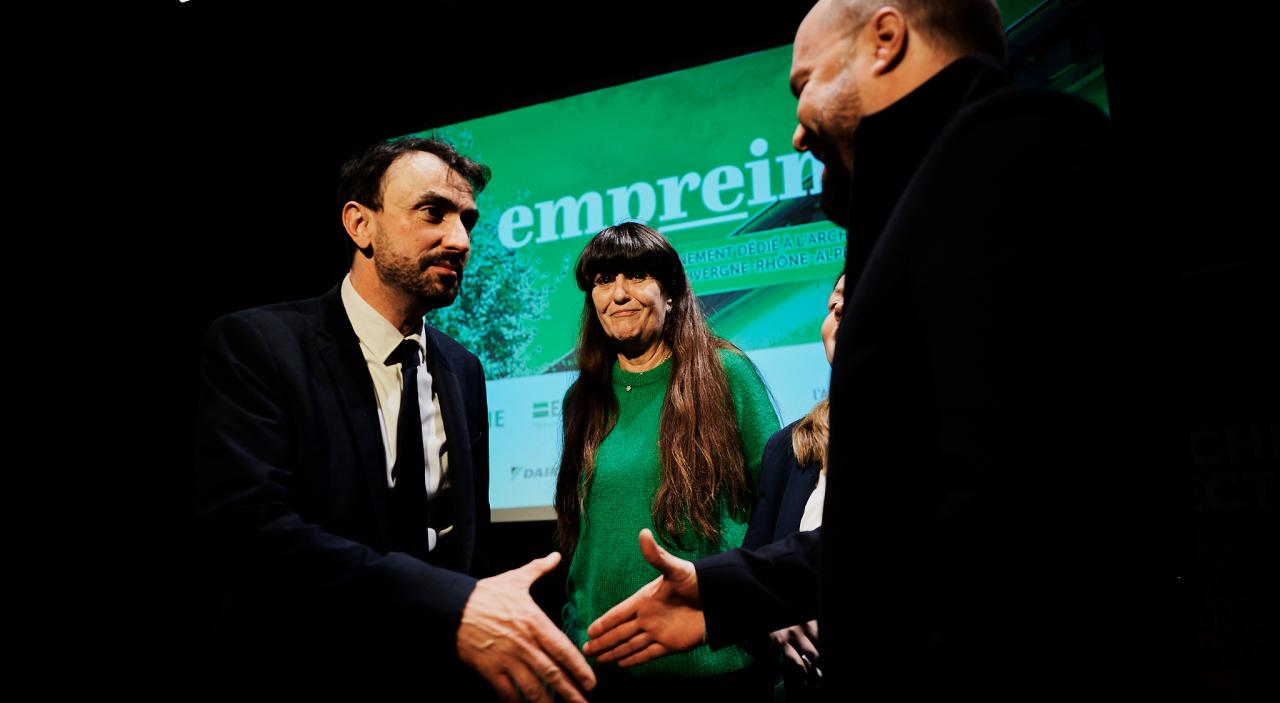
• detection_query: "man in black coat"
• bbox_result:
[585,1,1168,698]
[194,137,595,702]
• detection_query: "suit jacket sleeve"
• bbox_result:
[194,312,477,641]
[696,528,821,649]
[742,425,794,551]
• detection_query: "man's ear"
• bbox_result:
[342,201,374,255]
[867,6,908,76]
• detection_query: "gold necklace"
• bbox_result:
[624,350,671,392]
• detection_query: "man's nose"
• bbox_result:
[792,123,810,153]
[442,217,471,254]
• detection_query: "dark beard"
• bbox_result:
[376,246,466,310]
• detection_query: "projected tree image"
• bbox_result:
[429,213,564,380]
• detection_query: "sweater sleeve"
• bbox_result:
[719,348,781,486]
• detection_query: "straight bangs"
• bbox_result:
[574,222,680,292]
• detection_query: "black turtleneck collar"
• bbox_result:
[845,54,1010,250]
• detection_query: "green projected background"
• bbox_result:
[427,46,840,377]
[416,3,1110,518]
[420,46,842,518]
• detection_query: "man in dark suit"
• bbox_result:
[194,137,595,702]
[585,1,1170,698]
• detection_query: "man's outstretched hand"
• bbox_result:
[457,552,596,703]
[582,528,706,667]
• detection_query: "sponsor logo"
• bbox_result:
[509,465,558,480]
[488,409,506,428]
[532,400,563,421]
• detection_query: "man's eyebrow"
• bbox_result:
[410,188,479,227]
[411,190,458,209]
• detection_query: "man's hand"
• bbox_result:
[457,552,596,703]
[582,528,705,667]
[769,620,821,685]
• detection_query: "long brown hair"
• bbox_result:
[555,223,752,554]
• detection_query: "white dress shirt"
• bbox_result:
[799,471,826,532]
[340,275,450,503]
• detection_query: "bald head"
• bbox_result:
[810,0,1005,63]
[789,0,1004,226]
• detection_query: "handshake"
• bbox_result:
[463,528,816,702]
[455,530,704,703]
[582,528,819,681]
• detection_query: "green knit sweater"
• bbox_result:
[563,348,780,677]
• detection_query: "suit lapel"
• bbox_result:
[423,328,476,573]
[316,286,392,541]
[780,465,822,539]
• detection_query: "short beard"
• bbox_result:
[373,242,466,311]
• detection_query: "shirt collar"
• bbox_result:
[340,274,425,365]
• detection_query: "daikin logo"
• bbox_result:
[497,138,824,249]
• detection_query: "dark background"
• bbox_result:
[21,0,1274,698]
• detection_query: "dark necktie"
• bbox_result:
[389,339,430,559]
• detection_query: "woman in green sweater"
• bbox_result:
[555,222,780,701]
